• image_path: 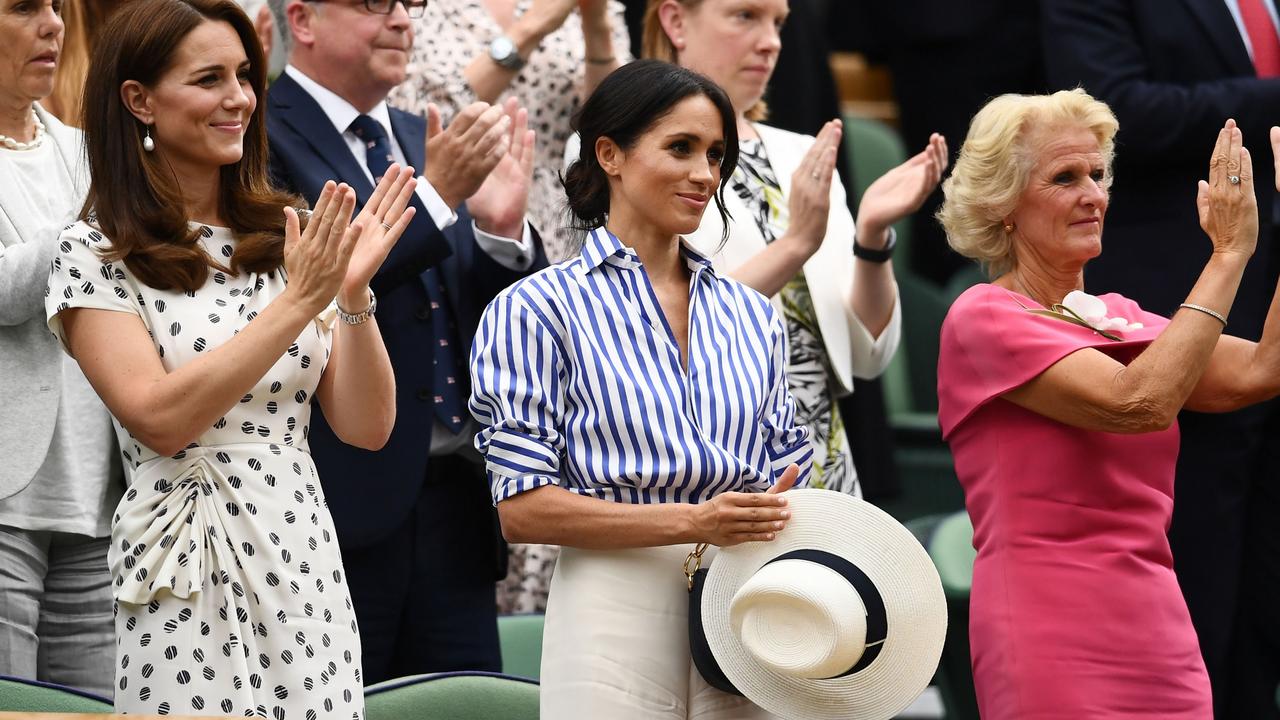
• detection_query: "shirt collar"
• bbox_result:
[283,65,395,141]
[578,226,717,277]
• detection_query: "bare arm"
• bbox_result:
[1005,121,1257,432]
[462,0,575,104]
[313,168,420,449]
[1004,252,1245,433]
[579,1,622,99]
[497,466,798,548]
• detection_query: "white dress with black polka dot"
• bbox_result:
[45,221,363,720]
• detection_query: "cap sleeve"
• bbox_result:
[937,284,1169,438]
[45,223,139,353]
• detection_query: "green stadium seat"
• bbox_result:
[364,671,539,720]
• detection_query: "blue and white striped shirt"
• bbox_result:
[469,227,812,506]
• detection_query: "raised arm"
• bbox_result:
[1004,121,1258,432]
[59,183,363,456]
[1186,127,1280,412]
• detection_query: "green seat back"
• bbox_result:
[497,613,545,680]
[0,675,113,713]
[364,672,539,720]
[927,511,976,598]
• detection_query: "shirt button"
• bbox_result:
[417,388,432,402]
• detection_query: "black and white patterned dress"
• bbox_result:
[46,221,363,720]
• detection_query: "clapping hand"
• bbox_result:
[467,97,536,239]
[1197,119,1257,260]
[339,164,418,309]
[282,182,360,315]
[855,132,948,246]
[783,119,844,256]
[423,101,512,209]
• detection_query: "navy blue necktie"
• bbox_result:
[348,114,468,433]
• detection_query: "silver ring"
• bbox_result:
[380,222,392,231]
[1229,175,1242,185]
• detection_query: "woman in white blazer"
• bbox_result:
[0,0,121,697]
[641,0,947,494]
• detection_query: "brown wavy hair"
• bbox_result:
[80,0,302,292]
[641,0,768,122]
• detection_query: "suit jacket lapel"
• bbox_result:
[1179,0,1255,75]
[389,108,426,176]
[268,73,377,202]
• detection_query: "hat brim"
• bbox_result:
[702,489,947,720]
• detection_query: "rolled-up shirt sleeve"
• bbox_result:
[469,293,566,504]
[760,312,813,488]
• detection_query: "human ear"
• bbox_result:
[596,136,624,178]
[120,80,154,125]
[657,0,687,51]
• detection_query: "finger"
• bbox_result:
[766,464,799,495]
[382,173,419,228]
[1209,122,1231,187]
[1241,146,1255,195]
[1272,126,1280,192]
[448,101,488,137]
[463,104,507,145]
[365,163,402,221]
[376,166,415,220]
[426,103,443,140]
[380,204,417,248]
[1196,179,1211,229]
[305,181,337,242]
[511,105,529,157]
[282,206,300,258]
[1227,119,1242,176]
[725,532,778,545]
[336,220,362,272]
[521,129,536,174]
[476,112,513,153]
[326,187,358,259]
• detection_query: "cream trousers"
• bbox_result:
[540,543,776,719]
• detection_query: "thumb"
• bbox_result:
[766,464,799,494]
[283,206,300,250]
[426,103,442,141]
[1196,180,1210,228]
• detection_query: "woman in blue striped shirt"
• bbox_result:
[469,60,811,718]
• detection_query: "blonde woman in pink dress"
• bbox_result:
[937,89,1280,718]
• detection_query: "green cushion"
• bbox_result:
[364,672,539,720]
[927,512,976,598]
[0,676,113,713]
[497,613,544,680]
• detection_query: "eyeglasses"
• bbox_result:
[308,0,428,18]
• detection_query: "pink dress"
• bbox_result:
[937,284,1212,719]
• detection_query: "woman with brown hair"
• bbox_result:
[44,0,415,715]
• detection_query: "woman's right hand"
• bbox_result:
[282,181,361,315]
[1197,118,1258,260]
[694,465,798,546]
[781,120,842,257]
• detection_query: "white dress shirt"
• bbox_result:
[282,65,535,271]
[1224,0,1280,60]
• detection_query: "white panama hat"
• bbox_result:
[691,489,947,720]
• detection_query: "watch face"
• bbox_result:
[490,36,516,61]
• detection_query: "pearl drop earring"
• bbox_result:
[143,126,155,152]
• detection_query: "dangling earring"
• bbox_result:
[143,125,155,152]
[674,36,685,49]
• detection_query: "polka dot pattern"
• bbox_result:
[46,221,362,719]
[386,0,631,262]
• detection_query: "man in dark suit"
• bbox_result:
[264,0,545,683]
[1042,2,1280,715]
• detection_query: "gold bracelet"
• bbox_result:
[1179,302,1227,327]
[585,55,616,65]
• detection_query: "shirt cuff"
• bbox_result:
[415,176,458,230]
[473,221,536,271]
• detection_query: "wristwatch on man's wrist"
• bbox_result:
[489,36,526,71]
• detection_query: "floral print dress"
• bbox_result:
[731,139,859,496]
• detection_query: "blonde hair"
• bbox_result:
[641,0,768,122]
[937,88,1119,278]
[44,0,111,126]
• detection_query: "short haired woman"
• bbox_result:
[470,59,808,719]
[936,88,1280,718]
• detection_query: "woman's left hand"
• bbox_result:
[338,165,418,310]
[855,132,948,244]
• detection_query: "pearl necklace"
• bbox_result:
[0,110,45,151]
